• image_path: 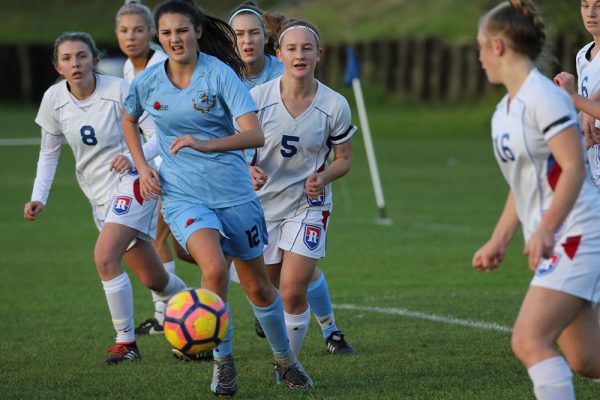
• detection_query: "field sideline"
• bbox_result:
[1,100,599,399]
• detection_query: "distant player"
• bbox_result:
[554,0,600,187]
[472,1,600,399]
[122,1,313,395]
[245,18,356,356]
[23,32,186,364]
[229,2,355,356]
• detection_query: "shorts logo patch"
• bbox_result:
[306,189,325,206]
[536,254,561,277]
[185,216,203,227]
[562,235,582,260]
[113,196,132,215]
[128,168,138,176]
[303,225,321,250]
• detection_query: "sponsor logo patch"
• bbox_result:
[113,196,132,215]
[153,101,168,111]
[185,216,203,228]
[536,254,561,277]
[303,225,321,250]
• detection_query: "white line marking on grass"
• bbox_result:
[333,303,512,333]
[0,138,40,146]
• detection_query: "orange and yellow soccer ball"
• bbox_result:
[164,288,229,356]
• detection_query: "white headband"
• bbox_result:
[278,25,319,45]
[228,8,262,25]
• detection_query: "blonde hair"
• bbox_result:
[116,1,155,35]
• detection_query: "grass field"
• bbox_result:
[1,96,599,399]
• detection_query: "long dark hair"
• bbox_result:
[154,0,246,77]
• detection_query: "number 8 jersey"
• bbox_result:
[34,74,129,206]
[491,68,600,242]
[249,77,357,221]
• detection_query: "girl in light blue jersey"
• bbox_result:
[121,0,313,396]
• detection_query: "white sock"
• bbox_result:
[527,356,574,400]
[284,307,311,356]
[102,272,135,343]
[163,261,176,274]
[151,272,186,325]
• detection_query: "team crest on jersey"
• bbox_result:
[192,91,216,113]
[113,196,132,215]
[306,189,325,206]
[303,225,321,250]
[536,254,561,277]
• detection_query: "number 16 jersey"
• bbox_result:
[491,68,600,243]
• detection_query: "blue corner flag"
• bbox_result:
[344,46,360,87]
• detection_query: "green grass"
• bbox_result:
[0,0,586,45]
[1,98,599,399]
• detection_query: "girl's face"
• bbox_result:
[157,12,201,64]
[54,40,97,84]
[231,14,265,67]
[581,0,600,36]
[116,14,153,59]
[277,28,321,80]
[477,27,501,84]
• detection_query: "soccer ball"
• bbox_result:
[164,288,229,356]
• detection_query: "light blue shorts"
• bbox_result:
[163,197,268,261]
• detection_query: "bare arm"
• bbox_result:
[305,140,353,199]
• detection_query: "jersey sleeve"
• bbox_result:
[34,89,61,135]
[329,95,357,145]
[219,66,258,119]
[534,90,579,142]
[125,76,145,119]
[31,128,65,204]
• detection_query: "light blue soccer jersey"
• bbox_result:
[241,54,283,90]
[126,52,258,208]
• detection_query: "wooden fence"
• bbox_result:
[1,33,589,104]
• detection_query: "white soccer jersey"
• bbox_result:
[250,77,357,221]
[123,50,167,141]
[491,68,600,243]
[34,74,129,206]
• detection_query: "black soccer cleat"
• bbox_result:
[254,317,266,338]
[104,341,141,364]
[325,331,355,355]
[274,361,314,390]
[134,317,164,335]
[171,348,214,362]
[211,356,237,397]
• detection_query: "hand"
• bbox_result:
[472,239,506,272]
[24,201,45,221]
[138,165,163,200]
[249,166,268,190]
[170,134,213,155]
[109,155,132,173]
[553,72,576,95]
[524,226,555,271]
[304,173,325,199]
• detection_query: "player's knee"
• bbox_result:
[511,328,538,363]
[280,288,306,312]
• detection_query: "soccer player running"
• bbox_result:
[554,0,600,188]
[23,32,186,364]
[121,0,313,396]
[229,1,355,356]
[244,18,356,356]
[472,1,600,399]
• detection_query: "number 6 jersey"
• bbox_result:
[491,68,600,242]
[249,77,357,221]
[34,74,129,206]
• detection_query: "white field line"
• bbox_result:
[333,303,512,333]
[0,138,40,146]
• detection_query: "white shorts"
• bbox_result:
[531,234,600,304]
[586,144,600,188]
[92,172,158,243]
[263,209,331,265]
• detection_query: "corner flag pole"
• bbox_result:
[344,47,391,225]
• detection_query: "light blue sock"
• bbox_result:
[250,292,290,357]
[213,303,233,360]
[307,272,338,339]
